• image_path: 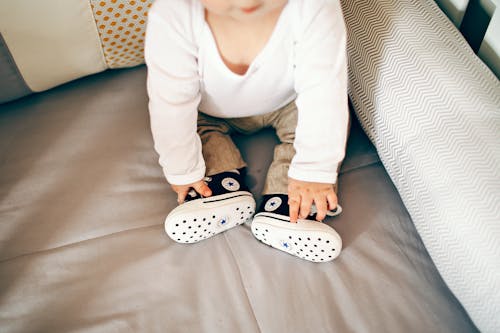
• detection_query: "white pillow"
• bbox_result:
[340,0,500,331]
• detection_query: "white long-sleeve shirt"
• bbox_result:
[145,0,349,185]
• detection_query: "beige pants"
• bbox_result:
[197,101,298,195]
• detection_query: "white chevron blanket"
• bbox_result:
[339,0,500,331]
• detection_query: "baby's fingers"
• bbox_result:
[288,196,300,223]
[314,196,328,221]
[327,192,338,211]
[299,196,313,219]
[176,187,190,204]
[192,180,212,198]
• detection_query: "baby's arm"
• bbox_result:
[145,1,206,192]
[289,1,348,221]
[288,178,337,222]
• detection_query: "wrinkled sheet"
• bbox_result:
[0,67,476,332]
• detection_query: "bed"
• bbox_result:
[1,0,498,332]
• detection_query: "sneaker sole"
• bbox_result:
[165,191,256,244]
[251,212,342,262]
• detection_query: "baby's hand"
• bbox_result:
[171,179,212,204]
[288,177,338,223]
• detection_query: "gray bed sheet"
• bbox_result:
[0,66,476,332]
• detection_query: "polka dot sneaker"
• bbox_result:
[165,170,256,244]
[251,194,342,262]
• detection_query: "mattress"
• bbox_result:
[0,66,476,332]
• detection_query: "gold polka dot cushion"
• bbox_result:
[0,0,153,103]
[90,0,153,69]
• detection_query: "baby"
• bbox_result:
[145,0,349,262]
